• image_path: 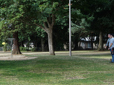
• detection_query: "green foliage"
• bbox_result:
[20,46,27,51]
[0,0,25,38]
[0,0,68,39]
[31,47,36,52]
[35,27,46,38]
[3,43,8,51]
[52,2,59,8]
[0,20,4,30]
[0,41,3,47]
[70,0,114,36]
[71,8,94,34]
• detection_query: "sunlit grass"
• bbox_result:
[0,53,113,85]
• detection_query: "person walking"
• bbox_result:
[108,34,114,63]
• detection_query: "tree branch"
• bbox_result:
[22,16,48,32]
[34,23,46,32]
[47,18,51,28]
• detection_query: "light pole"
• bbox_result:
[69,0,72,56]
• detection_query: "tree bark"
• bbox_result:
[47,30,55,55]
[12,32,21,54]
[98,31,103,51]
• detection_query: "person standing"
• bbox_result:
[108,34,114,63]
[105,34,112,49]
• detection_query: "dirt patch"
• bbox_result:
[0,55,37,61]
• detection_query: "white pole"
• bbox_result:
[69,0,72,56]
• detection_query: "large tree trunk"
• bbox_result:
[44,14,55,55]
[34,14,55,55]
[47,30,55,55]
[98,31,103,51]
[12,32,21,54]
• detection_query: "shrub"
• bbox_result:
[20,47,27,51]
[31,47,36,52]
[3,43,8,51]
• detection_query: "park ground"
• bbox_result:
[0,50,114,85]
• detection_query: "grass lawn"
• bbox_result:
[0,52,114,85]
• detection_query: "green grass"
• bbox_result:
[0,53,113,85]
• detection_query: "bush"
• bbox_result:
[20,47,27,51]
[31,47,36,52]
[3,43,8,51]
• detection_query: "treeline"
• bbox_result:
[0,0,114,55]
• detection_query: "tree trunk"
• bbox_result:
[35,14,55,55]
[12,32,21,54]
[41,38,45,51]
[47,30,55,55]
[98,31,103,51]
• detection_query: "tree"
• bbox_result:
[0,0,69,55]
[21,0,68,55]
[71,0,113,50]
[0,0,26,54]
[90,0,114,50]
[70,5,94,50]
[18,26,48,51]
